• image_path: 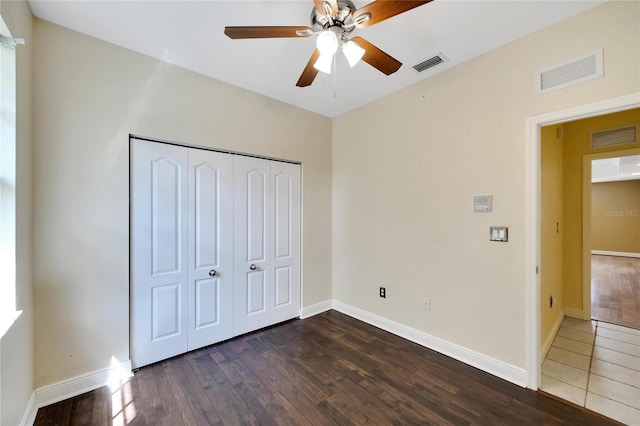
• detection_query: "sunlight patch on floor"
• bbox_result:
[109,356,136,425]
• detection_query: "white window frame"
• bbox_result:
[0,15,22,339]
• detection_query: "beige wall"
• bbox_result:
[562,109,640,313]
[0,0,34,424]
[591,180,640,253]
[332,1,639,368]
[33,19,332,387]
[540,125,564,350]
[7,0,640,409]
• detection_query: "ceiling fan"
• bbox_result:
[224,0,432,87]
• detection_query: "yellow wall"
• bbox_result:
[540,125,564,352]
[540,110,640,347]
[562,109,640,314]
[591,180,640,253]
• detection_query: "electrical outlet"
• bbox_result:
[423,298,431,311]
[379,287,386,298]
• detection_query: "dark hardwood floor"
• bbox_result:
[35,310,620,425]
[592,254,640,330]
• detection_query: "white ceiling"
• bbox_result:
[27,0,605,118]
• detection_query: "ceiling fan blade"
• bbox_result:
[353,1,432,28]
[224,26,313,39]
[314,0,339,17]
[296,49,321,87]
[351,36,401,75]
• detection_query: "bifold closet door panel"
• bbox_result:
[270,161,301,324]
[234,156,302,335]
[131,140,189,368]
[186,149,234,350]
[234,155,272,335]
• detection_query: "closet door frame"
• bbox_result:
[130,136,302,367]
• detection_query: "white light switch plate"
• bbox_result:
[490,226,508,242]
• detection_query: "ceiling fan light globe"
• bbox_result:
[316,30,339,55]
[343,40,365,67]
[313,52,333,74]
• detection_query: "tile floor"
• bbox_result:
[541,317,640,425]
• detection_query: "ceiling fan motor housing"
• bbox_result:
[311,0,358,37]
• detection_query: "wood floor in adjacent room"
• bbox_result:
[592,255,640,330]
[34,310,618,425]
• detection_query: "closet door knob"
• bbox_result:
[249,264,257,271]
[208,270,217,277]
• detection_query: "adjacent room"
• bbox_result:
[538,110,640,424]
[1,0,638,424]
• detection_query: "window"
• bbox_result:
[0,15,22,339]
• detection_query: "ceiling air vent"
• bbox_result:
[536,49,603,94]
[413,52,448,72]
[591,125,638,149]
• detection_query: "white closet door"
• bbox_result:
[132,140,301,366]
[131,140,188,368]
[187,149,234,350]
[234,156,272,335]
[270,161,301,324]
[234,156,301,334]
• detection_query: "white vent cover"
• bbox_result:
[591,125,638,149]
[413,52,448,73]
[536,49,603,94]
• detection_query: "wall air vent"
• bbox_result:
[536,49,603,94]
[413,52,448,72]
[591,125,638,149]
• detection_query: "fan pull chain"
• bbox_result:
[333,56,337,99]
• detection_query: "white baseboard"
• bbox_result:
[22,301,533,422]
[541,309,565,361]
[19,392,36,426]
[30,358,133,420]
[300,300,332,319]
[592,250,640,258]
[564,307,583,319]
[332,301,528,388]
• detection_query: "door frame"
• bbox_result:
[525,92,640,389]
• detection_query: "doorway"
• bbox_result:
[586,153,640,330]
[525,93,640,389]
[529,99,640,423]
[537,110,640,359]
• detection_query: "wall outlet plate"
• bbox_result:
[423,298,431,311]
